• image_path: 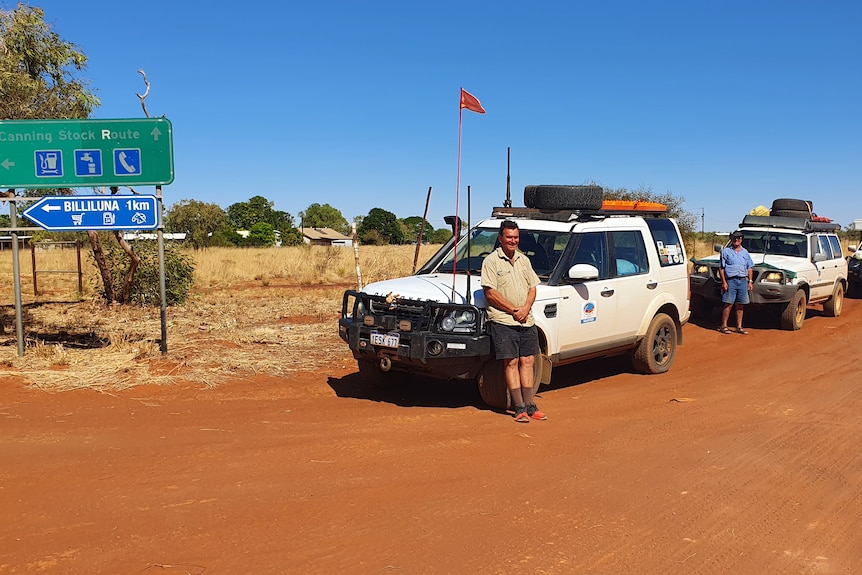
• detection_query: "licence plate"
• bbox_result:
[370,331,400,348]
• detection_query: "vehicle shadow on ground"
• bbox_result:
[537,356,634,395]
[329,359,620,412]
[686,303,832,332]
[327,371,491,411]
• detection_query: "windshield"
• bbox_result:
[435,227,572,278]
[742,231,806,257]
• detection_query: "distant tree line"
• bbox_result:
[163,197,454,250]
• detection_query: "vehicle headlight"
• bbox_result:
[437,308,478,333]
[693,264,709,275]
[762,271,784,284]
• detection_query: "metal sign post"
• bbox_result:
[1,117,175,357]
[9,200,25,356]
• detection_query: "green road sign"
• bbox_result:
[0,118,174,188]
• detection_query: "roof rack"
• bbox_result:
[491,201,667,222]
[740,214,840,232]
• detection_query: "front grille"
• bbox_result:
[366,296,432,331]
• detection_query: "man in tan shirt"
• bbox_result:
[481,220,546,422]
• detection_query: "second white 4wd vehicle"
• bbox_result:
[339,185,690,409]
[689,198,847,330]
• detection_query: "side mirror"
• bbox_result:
[713,244,723,253]
[812,253,827,263]
[567,263,599,281]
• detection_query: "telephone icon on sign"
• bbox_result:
[118,152,134,172]
[113,149,142,176]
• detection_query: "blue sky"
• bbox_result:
[10,1,861,232]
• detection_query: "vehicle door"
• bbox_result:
[553,229,644,360]
[809,234,841,299]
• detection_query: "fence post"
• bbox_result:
[31,241,38,296]
[76,239,83,296]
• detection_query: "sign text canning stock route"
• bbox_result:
[0,118,174,188]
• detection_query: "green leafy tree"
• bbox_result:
[247,222,276,247]
[0,4,99,120]
[401,216,434,243]
[281,227,304,246]
[227,195,296,238]
[299,203,349,234]
[428,228,452,244]
[227,195,275,230]
[358,207,404,245]
[165,199,229,250]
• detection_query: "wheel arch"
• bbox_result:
[636,296,685,346]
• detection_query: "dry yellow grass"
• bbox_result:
[0,243,439,391]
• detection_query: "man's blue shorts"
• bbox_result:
[489,322,539,360]
[722,277,750,305]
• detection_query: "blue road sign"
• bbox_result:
[22,194,160,231]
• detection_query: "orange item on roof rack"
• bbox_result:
[602,200,667,212]
[811,215,832,223]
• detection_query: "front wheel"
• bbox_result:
[631,313,677,374]
[780,290,807,330]
[476,353,542,410]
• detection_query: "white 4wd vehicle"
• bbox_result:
[689,199,847,330]
[338,185,690,408]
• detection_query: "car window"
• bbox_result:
[828,235,842,260]
[817,235,834,259]
[645,219,685,266]
[610,230,648,277]
[568,231,608,280]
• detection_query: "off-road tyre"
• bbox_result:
[771,198,812,213]
[524,185,604,211]
[631,313,677,374]
[780,290,807,330]
[476,353,542,410]
[770,209,811,219]
[823,282,844,317]
[357,358,398,387]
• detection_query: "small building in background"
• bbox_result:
[302,227,352,247]
[0,235,32,250]
[122,232,188,242]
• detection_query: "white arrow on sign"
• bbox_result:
[2,159,15,170]
[41,204,61,212]
[150,127,162,141]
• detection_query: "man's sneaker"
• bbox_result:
[513,404,530,423]
[527,403,547,420]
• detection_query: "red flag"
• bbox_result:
[460,88,486,114]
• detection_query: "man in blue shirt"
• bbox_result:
[718,230,755,334]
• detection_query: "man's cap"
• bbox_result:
[730,230,744,239]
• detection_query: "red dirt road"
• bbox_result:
[2,296,861,574]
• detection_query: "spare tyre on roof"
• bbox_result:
[524,185,604,210]
[771,198,813,213]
